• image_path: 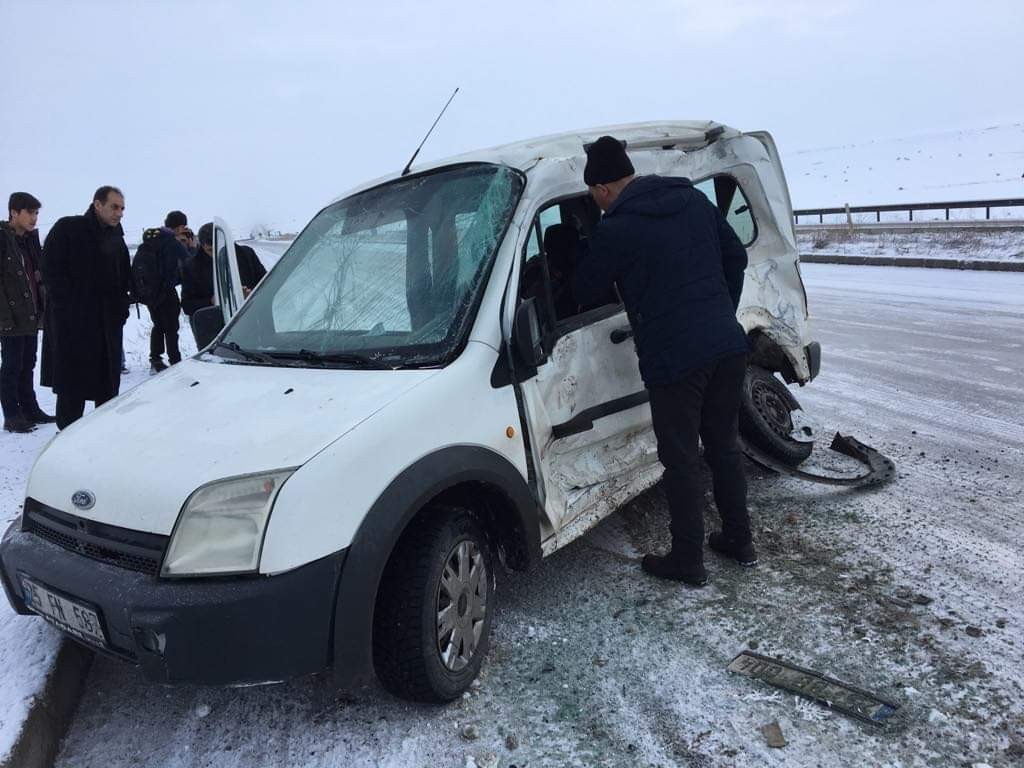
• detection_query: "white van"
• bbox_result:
[1,121,823,702]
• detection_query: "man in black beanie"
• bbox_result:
[574,135,754,587]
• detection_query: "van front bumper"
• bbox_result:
[0,519,347,685]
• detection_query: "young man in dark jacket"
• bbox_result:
[41,186,132,429]
[1,192,54,432]
[573,136,754,587]
[135,222,188,373]
[181,223,266,320]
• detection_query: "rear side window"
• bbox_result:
[694,175,756,246]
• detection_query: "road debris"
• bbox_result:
[761,721,787,748]
[505,733,519,751]
[728,651,899,725]
[461,724,480,741]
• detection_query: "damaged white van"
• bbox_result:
[3,121,835,702]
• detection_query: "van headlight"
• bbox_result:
[161,470,294,578]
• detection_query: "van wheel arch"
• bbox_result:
[330,446,541,693]
[747,329,800,383]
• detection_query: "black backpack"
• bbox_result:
[131,237,162,304]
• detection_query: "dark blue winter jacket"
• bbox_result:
[573,175,749,387]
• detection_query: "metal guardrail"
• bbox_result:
[794,198,1024,224]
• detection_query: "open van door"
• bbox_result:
[212,217,245,323]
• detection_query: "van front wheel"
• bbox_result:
[373,506,495,702]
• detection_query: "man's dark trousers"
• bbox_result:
[648,352,752,565]
[0,333,41,420]
[147,289,181,364]
[55,390,114,430]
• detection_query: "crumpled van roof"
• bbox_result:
[332,120,741,202]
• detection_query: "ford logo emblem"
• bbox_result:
[71,491,96,510]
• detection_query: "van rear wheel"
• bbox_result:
[739,365,814,467]
[373,506,495,702]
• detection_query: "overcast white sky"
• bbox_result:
[2,0,1021,239]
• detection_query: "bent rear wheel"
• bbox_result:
[739,365,814,467]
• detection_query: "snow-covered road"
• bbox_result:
[8,263,1021,767]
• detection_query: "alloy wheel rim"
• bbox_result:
[436,539,487,672]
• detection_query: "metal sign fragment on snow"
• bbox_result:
[728,651,899,725]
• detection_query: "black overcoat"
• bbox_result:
[40,207,131,400]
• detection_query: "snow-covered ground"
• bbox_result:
[1,258,1021,766]
[3,263,1007,767]
[797,226,1024,262]
[784,122,1024,213]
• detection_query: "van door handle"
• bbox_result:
[610,327,633,344]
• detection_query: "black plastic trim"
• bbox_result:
[22,499,168,576]
[610,326,634,344]
[553,302,624,339]
[331,445,540,691]
[550,390,650,440]
[0,519,345,684]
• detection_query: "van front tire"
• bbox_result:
[373,506,495,702]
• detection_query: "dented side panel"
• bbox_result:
[494,130,819,552]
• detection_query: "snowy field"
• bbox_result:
[796,226,1024,263]
[0,263,1012,767]
[784,121,1024,211]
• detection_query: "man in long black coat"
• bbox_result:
[573,136,754,587]
[41,186,132,429]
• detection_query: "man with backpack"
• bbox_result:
[132,219,189,373]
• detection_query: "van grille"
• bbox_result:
[22,498,168,576]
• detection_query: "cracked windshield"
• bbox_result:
[218,163,523,367]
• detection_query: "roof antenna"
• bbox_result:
[401,87,459,176]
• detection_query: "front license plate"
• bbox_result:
[20,576,108,649]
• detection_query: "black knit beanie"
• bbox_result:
[584,136,635,186]
[165,210,187,229]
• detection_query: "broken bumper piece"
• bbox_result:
[742,432,896,488]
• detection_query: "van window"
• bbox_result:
[519,194,614,334]
[693,175,756,246]
[218,164,524,367]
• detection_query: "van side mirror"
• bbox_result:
[191,306,225,350]
[513,298,546,368]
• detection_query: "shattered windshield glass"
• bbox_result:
[218,163,523,367]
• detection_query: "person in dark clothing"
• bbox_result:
[181,223,266,320]
[165,210,188,235]
[176,226,197,259]
[135,226,188,372]
[573,136,754,587]
[1,192,54,432]
[41,186,132,430]
[235,242,267,297]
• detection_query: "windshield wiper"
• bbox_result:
[265,349,392,369]
[211,341,274,363]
